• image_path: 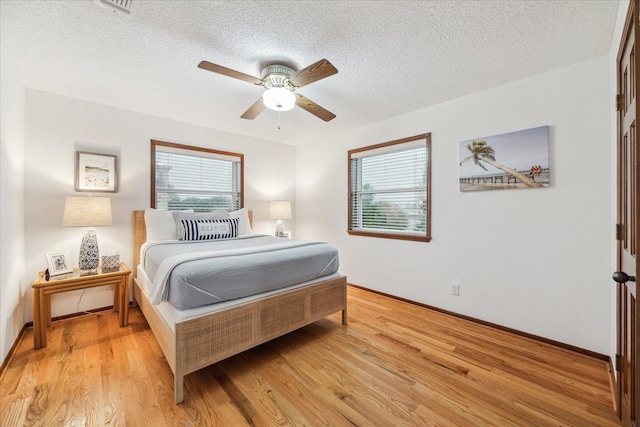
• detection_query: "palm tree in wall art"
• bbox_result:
[460,140,542,187]
[458,126,550,192]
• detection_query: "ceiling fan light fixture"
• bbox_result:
[198,58,337,121]
[263,87,296,111]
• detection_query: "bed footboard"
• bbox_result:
[133,275,347,403]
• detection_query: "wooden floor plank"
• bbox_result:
[0,286,620,426]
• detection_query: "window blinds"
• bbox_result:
[350,143,428,236]
[154,145,242,211]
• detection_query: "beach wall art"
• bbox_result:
[75,151,118,193]
[459,125,549,192]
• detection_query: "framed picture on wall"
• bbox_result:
[459,125,549,192]
[45,250,73,276]
[75,151,118,193]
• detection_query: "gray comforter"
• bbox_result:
[142,235,339,310]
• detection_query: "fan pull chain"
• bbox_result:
[277,109,282,130]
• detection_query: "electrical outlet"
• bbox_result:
[451,283,460,296]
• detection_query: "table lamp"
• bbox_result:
[63,196,112,271]
[269,200,292,237]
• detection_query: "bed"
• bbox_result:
[131,209,347,403]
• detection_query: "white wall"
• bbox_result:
[23,90,296,320]
[0,45,26,362]
[296,55,613,355]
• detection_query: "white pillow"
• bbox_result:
[229,207,252,235]
[144,208,193,242]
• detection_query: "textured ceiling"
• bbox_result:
[0,0,619,146]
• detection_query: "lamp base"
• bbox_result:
[275,219,285,237]
[79,228,100,271]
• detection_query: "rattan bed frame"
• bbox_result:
[131,210,347,403]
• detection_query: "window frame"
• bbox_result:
[150,139,244,211]
[347,133,431,242]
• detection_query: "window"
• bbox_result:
[348,134,431,242]
[151,140,243,211]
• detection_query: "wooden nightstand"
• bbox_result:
[32,262,131,349]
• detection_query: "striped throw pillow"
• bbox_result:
[178,217,239,241]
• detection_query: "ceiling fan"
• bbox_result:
[197,58,338,122]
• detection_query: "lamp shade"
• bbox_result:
[263,88,296,111]
[63,196,112,227]
[269,200,292,220]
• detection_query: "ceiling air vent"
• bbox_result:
[94,0,134,15]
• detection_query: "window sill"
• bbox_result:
[347,229,431,242]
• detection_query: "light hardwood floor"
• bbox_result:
[1,286,619,426]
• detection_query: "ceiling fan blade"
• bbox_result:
[198,61,262,85]
[240,97,266,120]
[295,94,336,122]
[288,59,338,88]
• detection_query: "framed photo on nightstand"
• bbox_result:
[45,250,73,276]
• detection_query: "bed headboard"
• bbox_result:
[132,210,254,276]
